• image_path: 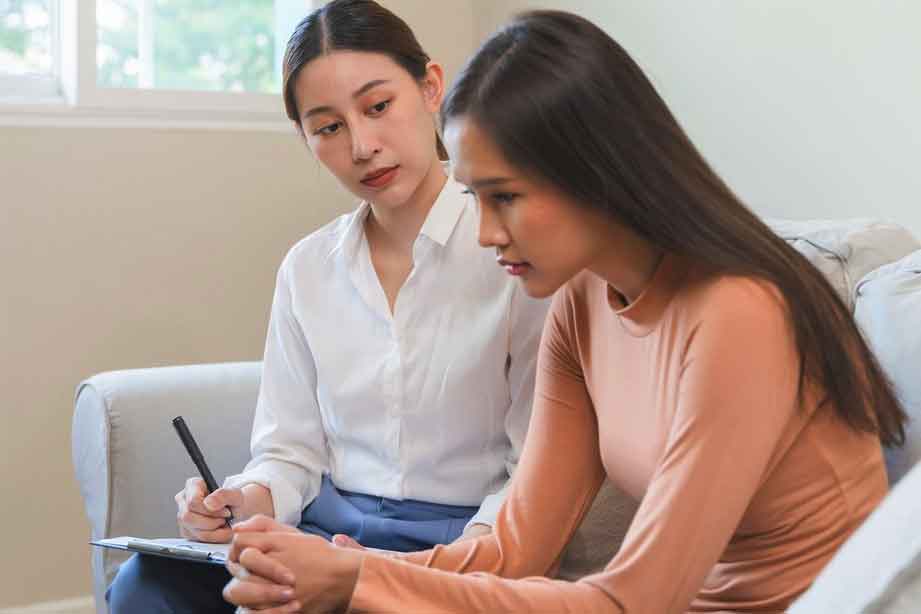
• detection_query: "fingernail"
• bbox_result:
[287,602,301,612]
[281,588,294,599]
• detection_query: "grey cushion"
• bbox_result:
[767,218,919,310]
[556,480,637,580]
[854,249,921,483]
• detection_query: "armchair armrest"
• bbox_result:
[72,362,261,613]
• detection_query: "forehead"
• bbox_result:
[444,117,515,185]
[294,50,411,105]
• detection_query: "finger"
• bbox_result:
[231,514,286,534]
[234,602,302,614]
[181,509,232,532]
[179,521,232,544]
[191,526,234,544]
[332,534,366,551]
[204,487,243,514]
[238,547,296,586]
[229,531,281,563]
[239,602,302,614]
[188,495,226,517]
[226,561,258,583]
[222,577,295,609]
[185,476,207,501]
[183,477,230,517]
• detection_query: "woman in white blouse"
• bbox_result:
[107,1,547,612]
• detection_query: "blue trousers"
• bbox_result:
[107,477,477,613]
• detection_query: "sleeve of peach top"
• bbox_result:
[348,280,804,614]
[347,289,615,612]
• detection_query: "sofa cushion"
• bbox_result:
[788,460,921,613]
[854,249,921,484]
[767,218,919,311]
[556,480,638,580]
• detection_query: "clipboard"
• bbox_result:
[91,536,230,566]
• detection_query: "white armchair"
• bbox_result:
[72,362,261,613]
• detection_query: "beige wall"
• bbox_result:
[0,1,475,608]
[0,127,347,607]
[474,0,921,237]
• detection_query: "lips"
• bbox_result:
[361,166,399,188]
[498,258,532,277]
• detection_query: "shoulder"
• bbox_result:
[677,269,792,347]
[543,271,604,349]
[686,271,787,322]
[278,207,361,279]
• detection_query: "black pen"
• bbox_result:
[172,416,234,528]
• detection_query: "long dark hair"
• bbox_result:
[281,0,448,160]
[442,10,906,447]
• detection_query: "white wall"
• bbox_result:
[0,0,475,608]
[474,0,921,237]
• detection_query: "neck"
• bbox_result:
[366,159,447,249]
[589,225,665,305]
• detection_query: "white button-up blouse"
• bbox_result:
[224,176,549,528]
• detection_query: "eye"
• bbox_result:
[314,121,343,136]
[489,192,518,206]
[367,99,392,116]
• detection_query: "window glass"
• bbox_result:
[96,0,279,93]
[0,0,53,77]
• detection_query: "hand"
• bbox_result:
[224,515,363,614]
[176,477,240,543]
[175,478,275,543]
[455,522,492,542]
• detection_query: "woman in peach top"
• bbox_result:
[220,10,907,614]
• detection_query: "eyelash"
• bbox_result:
[312,99,393,137]
[462,189,519,206]
[315,122,342,136]
[368,99,391,116]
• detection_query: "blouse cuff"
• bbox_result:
[223,467,305,526]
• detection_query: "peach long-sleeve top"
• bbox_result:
[346,254,888,613]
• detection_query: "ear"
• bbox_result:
[420,61,446,113]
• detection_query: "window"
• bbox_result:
[0,1,313,129]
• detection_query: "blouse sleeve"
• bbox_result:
[466,284,550,529]
[223,257,329,526]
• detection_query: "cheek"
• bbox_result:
[310,138,349,172]
[391,105,435,156]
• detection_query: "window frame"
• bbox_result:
[0,0,309,131]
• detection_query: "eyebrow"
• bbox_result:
[301,79,391,121]
[469,177,513,190]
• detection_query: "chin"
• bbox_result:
[519,277,562,299]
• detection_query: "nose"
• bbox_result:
[350,118,381,162]
[477,203,510,249]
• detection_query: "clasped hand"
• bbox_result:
[222,515,364,614]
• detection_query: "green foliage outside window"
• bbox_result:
[0,0,52,75]
[97,0,278,93]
